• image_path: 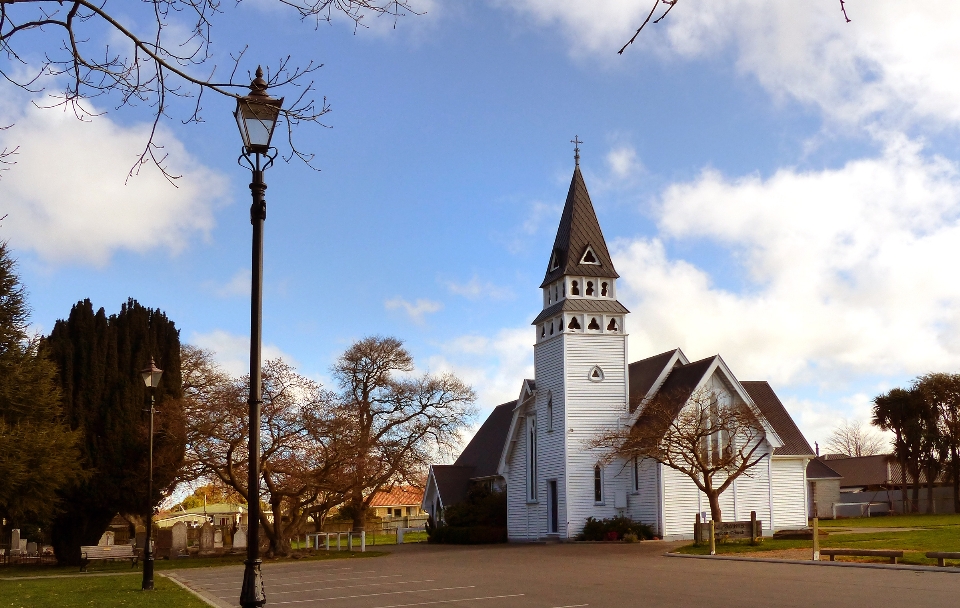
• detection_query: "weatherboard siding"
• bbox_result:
[534,335,567,538]
[563,332,629,537]
[771,457,809,529]
[506,410,532,541]
[629,457,660,530]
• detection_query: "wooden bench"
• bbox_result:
[820,549,903,564]
[926,552,960,567]
[79,545,139,572]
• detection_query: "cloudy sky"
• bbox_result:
[4,0,960,451]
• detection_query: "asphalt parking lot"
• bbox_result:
[169,541,960,608]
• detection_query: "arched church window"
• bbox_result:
[550,321,554,335]
[540,325,545,338]
[594,465,603,503]
[567,317,581,331]
[571,281,580,296]
[587,317,600,330]
[554,284,559,301]
[606,318,618,332]
[547,396,554,432]
[586,281,595,296]
[601,282,608,297]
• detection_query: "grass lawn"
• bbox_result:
[676,513,960,566]
[290,532,427,549]
[0,573,208,608]
[819,513,960,529]
[0,549,386,579]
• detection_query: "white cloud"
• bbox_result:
[606,145,643,180]
[189,330,295,378]
[500,1,960,128]
[444,276,514,300]
[0,100,227,265]
[614,136,960,393]
[384,296,444,324]
[426,326,534,408]
[205,269,251,298]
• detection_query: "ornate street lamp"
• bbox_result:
[235,66,282,608]
[140,357,162,591]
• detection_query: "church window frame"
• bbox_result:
[586,281,595,296]
[567,315,582,331]
[606,317,619,332]
[547,393,554,432]
[549,250,561,272]
[587,317,601,331]
[594,464,604,505]
[527,416,538,503]
[571,280,580,296]
[633,456,640,493]
[588,365,604,382]
[601,281,609,297]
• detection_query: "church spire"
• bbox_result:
[540,160,619,288]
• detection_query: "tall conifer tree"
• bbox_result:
[44,298,185,564]
[0,243,83,540]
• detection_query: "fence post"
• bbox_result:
[398,528,405,544]
[348,532,353,552]
[750,511,757,545]
[694,513,701,545]
[361,531,365,553]
[812,517,820,561]
[709,520,716,556]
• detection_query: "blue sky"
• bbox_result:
[5,1,960,450]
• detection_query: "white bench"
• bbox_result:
[79,544,139,572]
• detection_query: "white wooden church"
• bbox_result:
[423,159,816,540]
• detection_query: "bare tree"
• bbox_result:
[332,336,476,531]
[619,0,853,55]
[824,419,887,457]
[590,387,767,522]
[0,1,417,179]
[183,346,349,555]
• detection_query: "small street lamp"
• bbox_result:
[140,357,163,591]
[235,66,282,608]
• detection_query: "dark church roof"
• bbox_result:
[532,297,630,325]
[628,349,681,411]
[454,400,517,478]
[741,381,815,456]
[656,356,717,405]
[541,167,619,288]
[807,458,843,480]
[430,400,517,509]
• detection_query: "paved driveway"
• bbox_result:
[170,542,960,608]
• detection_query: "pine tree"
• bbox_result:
[0,242,83,540]
[43,298,185,565]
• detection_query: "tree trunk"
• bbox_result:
[707,492,723,523]
[51,508,115,566]
[910,465,921,513]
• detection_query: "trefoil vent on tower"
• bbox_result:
[549,250,561,272]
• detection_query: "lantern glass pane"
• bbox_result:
[244,116,273,147]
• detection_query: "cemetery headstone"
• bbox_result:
[156,528,173,559]
[214,528,223,549]
[18,539,27,552]
[199,522,215,554]
[171,522,188,558]
[233,528,247,550]
[98,531,115,546]
[10,529,20,554]
[26,542,37,555]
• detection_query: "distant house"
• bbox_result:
[156,503,250,528]
[823,454,904,492]
[369,486,426,519]
[806,459,843,518]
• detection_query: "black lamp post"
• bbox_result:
[140,358,163,591]
[235,66,282,608]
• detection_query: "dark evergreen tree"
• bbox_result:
[43,298,185,565]
[0,243,83,541]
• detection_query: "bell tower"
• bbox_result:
[522,145,631,539]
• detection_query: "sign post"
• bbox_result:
[709,520,716,556]
[812,517,820,561]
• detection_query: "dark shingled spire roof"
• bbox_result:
[541,166,619,288]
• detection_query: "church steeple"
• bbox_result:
[540,165,620,288]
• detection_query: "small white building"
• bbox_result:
[423,161,816,540]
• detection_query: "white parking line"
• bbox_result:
[269,585,476,605]
[550,605,589,607]
[369,594,526,608]
[198,571,389,591]
[268,579,437,596]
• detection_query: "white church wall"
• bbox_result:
[661,466,703,539]
[506,411,535,541]
[733,454,773,531]
[629,457,660,532]
[535,335,567,538]
[563,333,629,536]
[771,457,810,530]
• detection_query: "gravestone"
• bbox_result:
[10,529,20,554]
[214,528,223,549]
[171,522,188,558]
[26,542,37,555]
[156,528,173,559]
[233,528,247,550]
[98,531,115,546]
[18,539,27,551]
[199,522,215,554]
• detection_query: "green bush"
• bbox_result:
[429,485,507,544]
[577,516,654,541]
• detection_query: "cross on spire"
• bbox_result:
[571,135,582,167]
